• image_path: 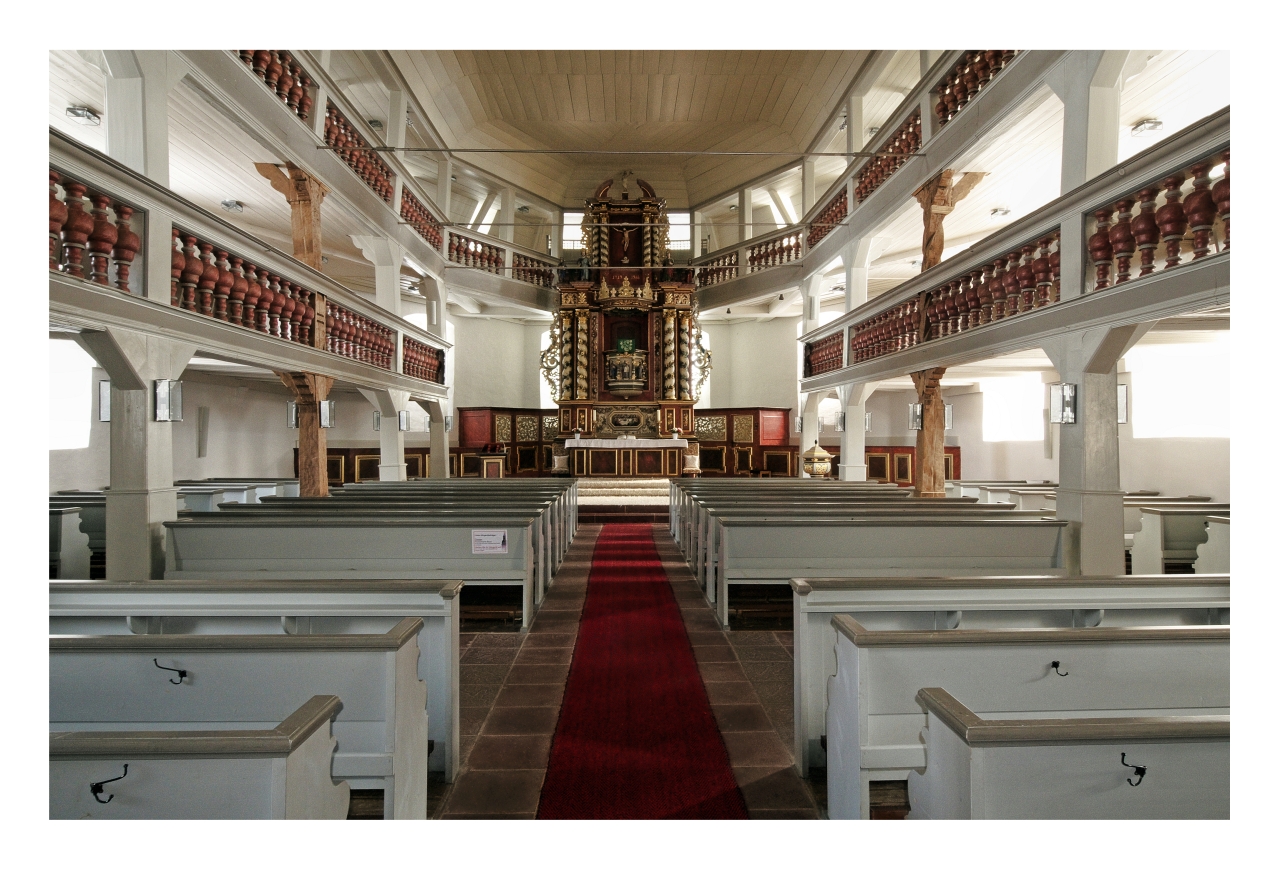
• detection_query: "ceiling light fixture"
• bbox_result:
[726,308,732,314]
[779,294,785,301]
[367,119,384,130]
[220,199,244,213]
[729,204,738,211]
[66,106,101,126]
[838,115,847,131]
[990,207,1011,219]
[867,126,880,136]
[517,205,530,213]
[321,256,329,265]
[1131,118,1163,137]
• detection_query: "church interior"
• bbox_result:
[40,37,1244,839]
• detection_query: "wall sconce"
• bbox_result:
[835,412,846,432]
[945,404,954,430]
[98,381,111,422]
[319,400,336,428]
[794,416,804,433]
[398,410,411,431]
[1050,383,1077,424]
[907,403,922,431]
[153,380,183,422]
[1117,383,1129,424]
[445,415,453,432]
[287,401,298,429]
[864,412,872,433]
[373,411,381,431]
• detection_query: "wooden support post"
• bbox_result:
[913,170,986,271]
[255,162,329,271]
[911,367,947,498]
[279,371,334,497]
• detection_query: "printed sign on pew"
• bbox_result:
[472,530,509,554]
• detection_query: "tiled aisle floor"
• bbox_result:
[432,524,822,819]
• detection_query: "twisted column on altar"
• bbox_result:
[575,312,589,400]
[663,311,677,399]
[559,313,573,400]
[678,312,692,400]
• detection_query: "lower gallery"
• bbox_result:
[47,46,1230,822]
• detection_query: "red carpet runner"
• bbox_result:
[537,524,748,819]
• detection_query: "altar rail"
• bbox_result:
[801,108,1229,384]
[49,130,450,387]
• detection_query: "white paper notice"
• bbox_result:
[471,529,509,554]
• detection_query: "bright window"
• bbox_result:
[50,340,95,451]
[562,212,584,250]
[981,374,1044,441]
[668,213,690,251]
[1125,335,1229,438]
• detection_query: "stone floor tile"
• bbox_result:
[746,808,820,820]
[469,633,524,648]
[459,706,489,735]
[440,812,537,820]
[740,661,792,682]
[704,680,760,705]
[461,646,521,666]
[482,705,562,736]
[711,704,776,732]
[459,682,503,708]
[734,766,818,811]
[685,630,731,647]
[440,770,545,815]
[750,681,795,707]
[460,664,512,685]
[465,734,553,771]
[692,644,737,663]
[505,663,571,684]
[721,731,794,768]
[732,645,793,662]
[697,661,749,683]
[726,632,781,646]
[494,683,566,707]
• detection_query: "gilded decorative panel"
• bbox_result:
[542,415,559,440]
[494,415,512,443]
[695,415,727,441]
[732,414,754,444]
[515,415,539,442]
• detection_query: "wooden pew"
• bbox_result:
[49,494,105,573]
[824,616,1229,819]
[906,688,1229,819]
[1131,505,1232,574]
[50,694,349,819]
[51,618,430,818]
[176,477,301,499]
[791,573,1231,776]
[711,515,1068,626]
[50,578,463,781]
[165,514,540,628]
[1196,516,1230,574]
[50,507,91,579]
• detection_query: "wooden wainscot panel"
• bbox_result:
[665,449,680,476]
[695,415,727,441]
[458,409,493,448]
[482,456,505,478]
[759,410,789,446]
[494,415,512,444]
[867,452,891,482]
[621,450,633,476]
[735,447,754,475]
[700,446,727,474]
[763,450,792,477]
[573,449,587,476]
[893,452,913,485]
[460,454,481,477]
[354,454,380,482]
[515,415,539,443]
[516,445,540,473]
[405,454,423,478]
[542,415,559,441]
[327,455,345,485]
[732,414,754,444]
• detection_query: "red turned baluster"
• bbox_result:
[111,204,139,293]
[1211,150,1229,250]
[989,256,1007,320]
[228,257,248,326]
[170,229,184,306]
[300,296,315,345]
[972,51,991,87]
[252,51,271,79]
[275,52,294,102]
[1156,173,1188,270]
[966,270,983,328]
[1132,188,1160,277]
[1002,252,1022,316]
[242,264,262,327]
[1183,162,1217,260]
[50,172,68,270]
[974,268,991,325]
[297,71,314,121]
[180,235,203,311]
[256,270,275,333]
[268,274,287,337]
[87,193,117,286]
[1109,198,1136,283]
[1033,238,1053,307]
[956,274,974,331]
[213,250,233,320]
[1088,208,1114,291]
[60,181,93,279]
[1049,232,1062,303]
[287,282,306,342]
[264,51,283,92]
[1016,244,1037,309]
[197,242,218,316]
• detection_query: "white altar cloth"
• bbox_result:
[569,438,689,449]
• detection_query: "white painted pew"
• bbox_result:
[791,573,1231,775]
[50,494,105,567]
[906,688,1229,819]
[49,578,462,781]
[178,485,255,511]
[1131,506,1231,574]
[824,616,1229,820]
[714,516,1068,626]
[958,480,1053,499]
[1196,516,1230,574]
[165,516,538,628]
[177,477,300,500]
[51,618,430,818]
[50,694,349,819]
[50,507,91,579]
[668,479,898,544]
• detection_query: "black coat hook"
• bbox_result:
[1121,753,1147,787]
[153,658,187,684]
[1050,660,1068,676]
[90,764,128,803]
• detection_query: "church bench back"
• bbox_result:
[905,688,1229,819]
[1131,506,1232,574]
[49,578,462,781]
[790,573,1231,775]
[50,507,91,579]
[51,618,429,819]
[824,616,1229,820]
[50,694,349,819]
[1196,516,1230,574]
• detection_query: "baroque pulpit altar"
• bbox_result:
[541,174,709,477]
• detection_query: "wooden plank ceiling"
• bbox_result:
[389,50,870,208]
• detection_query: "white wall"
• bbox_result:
[702,317,801,416]
[448,316,543,408]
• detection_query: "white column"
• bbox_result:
[420,275,447,338]
[843,236,886,313]
[418,399,450,478]
[845,94,862,167]
[738,188,753,243]
[388,89,407,212]
[498,188,516,243]
[837,381,878,481]
[1041,323,1152,575]
[101,50,187,186]
[1050,50,1134,193]
[352,236,406,317]
[437,155,453,218]
[692,210,705,257]
[360,388,410,481]
[800,273,824,335]
[75,327,195,581]
[801,158,817,216]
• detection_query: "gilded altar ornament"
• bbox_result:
[802,444,834,479]
[540,317,562,393]
[692,320,711,403]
